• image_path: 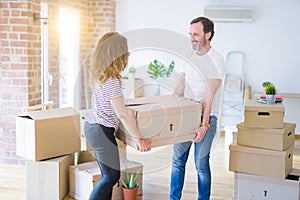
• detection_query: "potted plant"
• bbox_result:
[147,59,175,95]
[262,81,277,104]
[121,168,140,200]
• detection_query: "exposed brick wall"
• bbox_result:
[80,0,116,108]
[0,0,42,165]
[88,0,116,50]
[0,0,116,164]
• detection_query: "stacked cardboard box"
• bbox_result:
[233,169,300,200]
[26,151,96,200]
[69,158,143,200]
[15,107,85,200]
[229,99,299,199]
[16,107,81,161]
[17,106,132,200]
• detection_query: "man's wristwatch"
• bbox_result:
[199,122,211,128]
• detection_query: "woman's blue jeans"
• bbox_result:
[170,116,217,200]
[84,122,120,200]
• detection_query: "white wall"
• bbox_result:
[116,0,300,93]
[116,0,300,132]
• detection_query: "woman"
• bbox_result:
[84,32,151,200]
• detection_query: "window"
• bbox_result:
[58,7,80,109]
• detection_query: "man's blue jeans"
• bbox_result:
[170,115,217,200]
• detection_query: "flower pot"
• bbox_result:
[122,187,138,200]
[266,94,276,104]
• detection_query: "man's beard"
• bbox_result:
[191,39,206,51]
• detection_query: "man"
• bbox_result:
[170,17,226,200]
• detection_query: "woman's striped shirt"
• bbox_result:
[87,78,123,130]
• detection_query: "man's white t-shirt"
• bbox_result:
[176,48,226,116]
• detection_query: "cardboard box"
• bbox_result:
[69,158,143,200]
[16,107,81,161]
[69,161,122,200]
[76,150,96,164]
[117,133,196,150]
[26,154,74,200]
[26,151,95,200]
[116,95,202,149]
[233,169,300,200]
[237,122,296,151]
[229,144,293,179]
[78,109,127,158]
[244,100,285,128]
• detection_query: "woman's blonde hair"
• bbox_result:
[89,32,129,87]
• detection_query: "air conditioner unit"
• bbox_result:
[204,7,253,23]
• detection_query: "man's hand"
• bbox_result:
[192,126,208,143]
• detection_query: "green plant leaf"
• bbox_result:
[147,62,159,79]
[121,167,130,188]
[147,59,166,79]
[265,84,277,95]
[153,59,161,66]
[262,81,272,88]
[128,173,134,188]
[166,60,175,78]
[132,169,140,186]
[121,180,128,188]
[158,64,166,78]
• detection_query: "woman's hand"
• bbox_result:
[136,138,151,152]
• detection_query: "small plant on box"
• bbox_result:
[262,81,277,95]
[265,84,277,95]
[262,81,278,104]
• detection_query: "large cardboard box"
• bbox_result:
[229,144,293,179]
[69,158,143,200]
[78,109,127,158]
[244,100,285,128]
[233,169,300,200]
[116,95,202,149]
[237,122,296,151]
[26,151,95,200]
[16,107,81,161]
